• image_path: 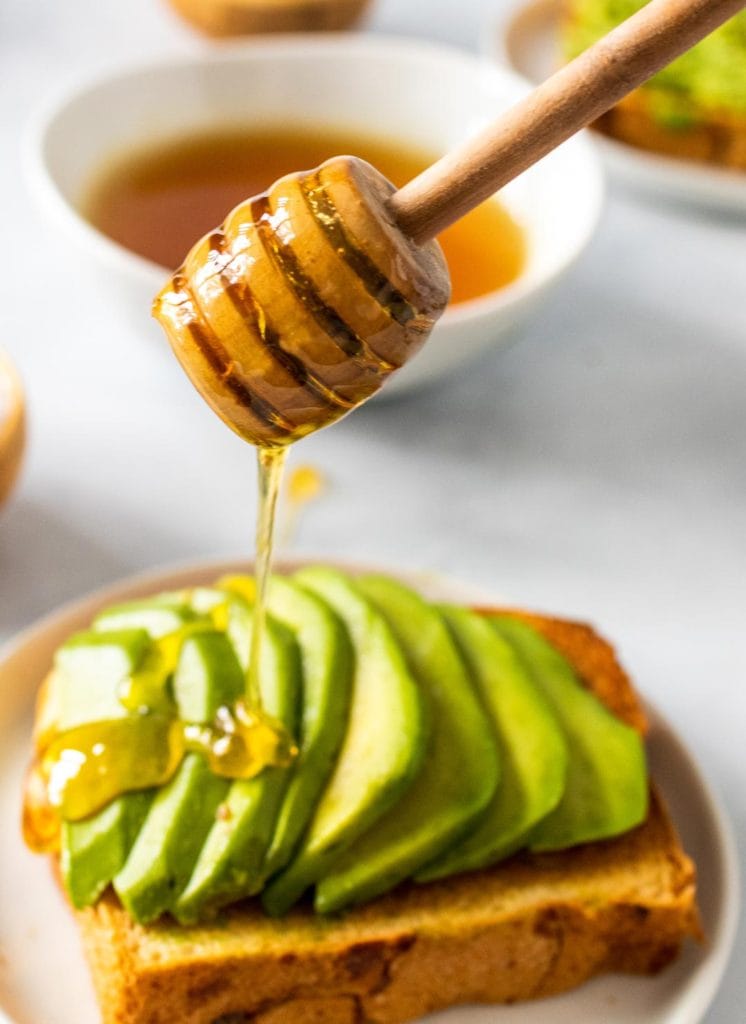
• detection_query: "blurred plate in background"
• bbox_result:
[486,0,746,214]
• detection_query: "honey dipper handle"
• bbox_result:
[390,0,746,244]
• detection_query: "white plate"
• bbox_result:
[485,0,746,213]
[0,559,739,1024]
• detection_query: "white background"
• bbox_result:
[0,1,744,1019]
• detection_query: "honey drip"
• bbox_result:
[247,446,288,704]
[282,464,326,548]
[23,698,296,854]
[22,588,298,853]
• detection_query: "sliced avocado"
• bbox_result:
[57,591,252,914]
[61,791,152,909]
[262,567,426,917]
[416,607,568,882]
[225,596,254,671]
[490,616,648,850]
[52,630,154,908]
[259,575,353,878]
[93,599,196,638]
[114,630,246,923]
[177,587,231,614]
[314,577,498,915]
[114,754,226,924]
[57,628,152,685]
[172,627,245,723]
[36,628,150,743]
[174,614,301,923]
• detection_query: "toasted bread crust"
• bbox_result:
[594,91,746,171]
[72,610,699,1024]
[561,1,746,171]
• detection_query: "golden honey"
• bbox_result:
[84,125,526,307]
[248,448,287,704]
[23,610,298,852]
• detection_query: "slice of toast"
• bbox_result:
[72,612,700,1024]
[594,91,746,171]
[560,1,746,171]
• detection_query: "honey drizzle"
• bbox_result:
[22,493,300,855]
[23,698,297,853]
[281,464,327,549]
[247,446,288,705]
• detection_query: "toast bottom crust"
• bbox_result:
[75,789,699,1024]
[595,92,746,170]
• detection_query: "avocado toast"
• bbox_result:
[562,0,746,169]
[23,568,699,1024]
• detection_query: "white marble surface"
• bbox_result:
[0,0,744,1019]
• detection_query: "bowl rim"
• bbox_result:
[24,32,604,329]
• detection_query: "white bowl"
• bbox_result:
[26,35,604,396]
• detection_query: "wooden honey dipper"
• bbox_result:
[155,0,745,448]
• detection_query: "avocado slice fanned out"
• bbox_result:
[314,577,499,915]
[37,628,151,746]
[53,630,154,910]
[59,596,231,909]
[114,752,228,924]
[416,607,568,882]
[51,572,651,922]
[218,574,354,881]
[62,792,152,910]
[93,599,197,638]
[490,616,648,851]
[114,628,248,923]
[262,567,427,917]
[174,612,301,923]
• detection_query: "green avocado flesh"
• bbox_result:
[563,2,746,121]
[314,577,498,914]
[490,616,648,851]
[93,599,196,638]
[262,568,427,916]
[63,593,248,914]
[62,792,152,909]
[114,628,248,923]
[174,614,301,923]
[416,606,568,882]
[257,576,354,879]
[54,630,154,909]
[49,571,649,923]
[39,629,150,740]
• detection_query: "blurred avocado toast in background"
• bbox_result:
[562,1,746,168]
[23,566,700,1023]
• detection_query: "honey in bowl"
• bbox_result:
[82,125,526,307]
